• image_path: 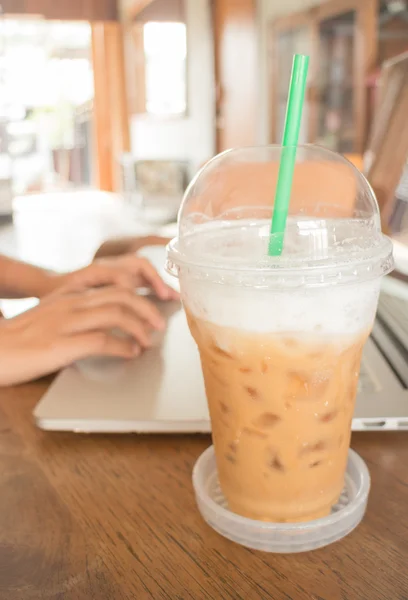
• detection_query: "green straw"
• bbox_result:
[268,54,309,256]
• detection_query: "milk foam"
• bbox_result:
[178,219,382,336]
[181,277,379,335]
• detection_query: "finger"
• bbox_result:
[0,331,141,386]
[114,272,143,292]
[66,332,141,361]
[68,263,136,292]
[166,286,180,300]
[70,259,169,298]
[65,306,153,348]
[55,273,137,297]
[125,257,171,300]
[76,287,165,330]
[61,306,151,348]
[102,258,176,301]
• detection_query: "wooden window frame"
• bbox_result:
[124,3,188,120]
[0,13,129,193]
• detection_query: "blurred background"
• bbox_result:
[0,0,407,268]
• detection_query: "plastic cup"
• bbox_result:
[166,145,393,524]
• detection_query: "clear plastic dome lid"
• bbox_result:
[167,145,394,287]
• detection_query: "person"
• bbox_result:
[0,235,177,386]
[93,234,171,259]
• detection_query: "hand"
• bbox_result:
[0,286,166,386]
[45,254,179,301]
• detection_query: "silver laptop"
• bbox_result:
[34,299,210,433]
[354,290,408,430]
[34,261,408,433]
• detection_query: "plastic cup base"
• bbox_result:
[192,445,370,553]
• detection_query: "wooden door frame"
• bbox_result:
[92,22,130,192]
[268,0,379,151]
[212,0,258,152]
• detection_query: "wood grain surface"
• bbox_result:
[0,381,408,599]
[0,0,117,21]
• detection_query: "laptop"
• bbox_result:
[34,296,210,433]
[33,241,408,433]
[34,54,408,433]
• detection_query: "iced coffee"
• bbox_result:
[166,144,394,525]
[187,314,367,522]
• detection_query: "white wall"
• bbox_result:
[257,0,329,145]
[121,0,330,161]
[122,0,215,177]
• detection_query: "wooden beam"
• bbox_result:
[92,23,112,191]
[0,0,118,20]
[92,22,130,192]
[213,0,258,151]
[125,0,156,22]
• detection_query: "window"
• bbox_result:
[143,21,187,116]
[0,19,94,193]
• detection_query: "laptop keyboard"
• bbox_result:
[377,293,408,351]
[358,359,379,394]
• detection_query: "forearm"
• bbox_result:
[0,255,56,299]
[94,236,171,259]
[94,237,138,259]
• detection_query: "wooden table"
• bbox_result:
[1,381,408,600]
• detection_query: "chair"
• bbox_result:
[364,51,408,234]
